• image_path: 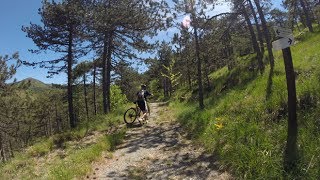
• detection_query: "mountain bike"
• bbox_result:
[123,101,150,125]
[123,102,141,124]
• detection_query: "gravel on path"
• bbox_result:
[88,103,231,180]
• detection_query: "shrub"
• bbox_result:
[27,139,54,157]
[110,85,128,110]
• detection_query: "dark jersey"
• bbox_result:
[136,90,151,101]
[136,90,151,112]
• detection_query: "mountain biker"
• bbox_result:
[136,84,152,122]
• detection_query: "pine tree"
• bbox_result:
[253,0,274,69]
[86,0,169,113]
[161,57,181,96]
[0,53,21,89]
[174,0,219,109]
[0,53,21,162]
[22,0,88,128]
[73,61,93,120]
[235,0,264,73]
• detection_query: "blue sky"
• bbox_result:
[1,0,282,84]
[0,0,67,84]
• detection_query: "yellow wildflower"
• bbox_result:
[214,122,223,130]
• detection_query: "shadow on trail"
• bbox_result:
[117,124,179,154]
[125,123,142,129]
[137,152,220,179]
[106,122,225,179]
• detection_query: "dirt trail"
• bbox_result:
[88,103,231,180]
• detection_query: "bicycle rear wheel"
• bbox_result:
[124,108,137,124]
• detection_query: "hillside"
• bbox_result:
[14,77,52,91]
[172,27,320,179]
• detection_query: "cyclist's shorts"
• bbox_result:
[137,100,147,112]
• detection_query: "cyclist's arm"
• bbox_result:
[145,91,152,97]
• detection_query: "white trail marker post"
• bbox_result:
[272,26,298,171]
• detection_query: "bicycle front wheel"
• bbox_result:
[124,108,137,124]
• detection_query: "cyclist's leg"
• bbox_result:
[137,100,147,122]
[140,101,148,122]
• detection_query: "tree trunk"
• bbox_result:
[289,1,298,30]
[44,118,48,136]
[295,3,302,31]
[26,124,32,145]
[67,25,76,128]
[203,55,211,90]
[248,0,264,53]
[187,69,192,90]
[102,33,108,114]
[106,32,113,113]
[93,62,97,115]
[242,3,264,74]
[47,116,52,136]
[16,121,19,144]
[194,24,204,109]
[205,66,210,90]
[163,78,168,98]
[83,73,89,120]
[225,30,234,70]
[186,53,192,90]
[254,0,274,69]
[9,139,14,158]
[162,78,165,98]
[0,132,6,162]
[102,30,113,114]
[169,80,172,97]
[55,102,61,133]
[300,0,314,32]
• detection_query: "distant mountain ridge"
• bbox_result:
[15,77,52,91]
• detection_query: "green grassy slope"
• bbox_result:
[0,107,127,179]
[172,27,320,179]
